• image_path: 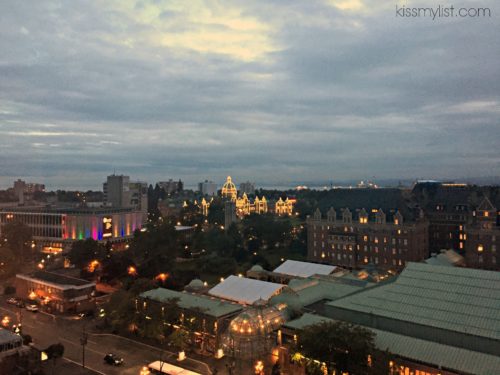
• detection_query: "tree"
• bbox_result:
[168,329,190,352]
[0,221,33,261]
[207,198,224,224]
[126,221,179,278]
[271,362,282,375]
[297,321,377,375]
[0,246,17,279]
[68,239,105,269]
[44,343,65,375]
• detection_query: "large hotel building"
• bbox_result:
[307,207,429,269]
[0,206,144,253]
[307,189,429,270]
[307,184,500,271]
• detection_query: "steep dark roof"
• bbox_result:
[411,183,500,212]
[315,188,416,221]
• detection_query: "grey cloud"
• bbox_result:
[0,0,499,189]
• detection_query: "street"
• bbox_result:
[0,298,213,375]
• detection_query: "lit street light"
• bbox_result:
[254,360,264,374]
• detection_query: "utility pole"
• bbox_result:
[80,324,88,368]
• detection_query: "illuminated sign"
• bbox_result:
[102,217,113,238]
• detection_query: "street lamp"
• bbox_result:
[156,273,168,282]
[255,360,264,374]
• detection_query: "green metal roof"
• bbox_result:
[284,314,500,375]
[271,277,372,309]
[140,288,242,318]
[373,328,500,375]
[283,313,334,330]
[326,262,500,340]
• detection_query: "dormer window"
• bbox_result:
[342,208,352,224]
[394,211,403,226]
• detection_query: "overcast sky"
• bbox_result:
[1,0,499,189]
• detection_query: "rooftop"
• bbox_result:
[312,188,416,221]
[273,260,337,278]
[1,206,139,215]
[326,262,500,341]
[209,276,286,305]
[271,276,372,310]
[284,313,500,375]
[0,328,23,346]
[140,288,242,318]
[16,271,95,290]
[424,249,465,267]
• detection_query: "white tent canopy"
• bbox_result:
[208,275,286,305]
[273,260,337,278]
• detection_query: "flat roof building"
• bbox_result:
[0,206,144,253]
[15,271,96,314]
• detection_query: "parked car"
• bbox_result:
[78,310,94,318]
[6,297,19,305]
[104,353,123,366]
[26,304,38,312]
[16,301,25,308]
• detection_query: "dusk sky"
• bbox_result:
[1,0,499,189]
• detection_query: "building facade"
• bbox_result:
[239,181,255,195]
[412,183,500,270]
[103,174,131,208]
[158,179,184,194]
[0,207,144,253]
[139,288,242,354]
[15,271,96,314]
[307,207,428,270]
[464,197,499,270]
[198,180,218,196]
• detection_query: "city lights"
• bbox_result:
[128,266,137,276]
[156,273,168,282]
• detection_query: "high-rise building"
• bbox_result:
[103,175,131,208]
[198,180,217,196]
[103,175,148,223]
[158,179,183,194]
[129,181,148,213]
[239,181,255,195]
[12,179,45,203]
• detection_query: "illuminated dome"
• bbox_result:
[221,176,237,200]
[223,305,288,359]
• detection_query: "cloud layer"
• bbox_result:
[1,0,499,189]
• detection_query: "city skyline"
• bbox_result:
[1,1,499,189]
